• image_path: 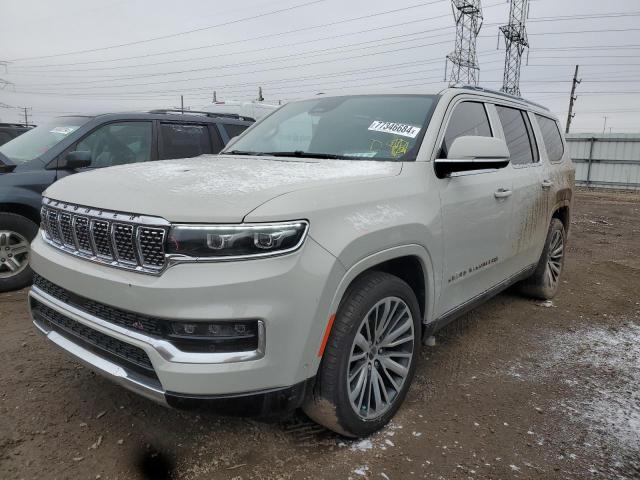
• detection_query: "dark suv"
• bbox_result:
[0,110,253,292]
[0,123,34,146]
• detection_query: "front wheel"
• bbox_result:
[303,271,420,437]
[0,213,37,293]
[519,218,566,300]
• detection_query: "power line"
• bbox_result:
[12,8,640,71]
[8,0,328,62]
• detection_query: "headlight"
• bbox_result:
[167,221,309,259]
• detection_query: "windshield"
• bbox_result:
[0,116,90,163]
[225,95,438,161]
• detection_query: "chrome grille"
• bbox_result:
[40,198,169,274]
[91,219,112,258]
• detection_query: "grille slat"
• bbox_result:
[73,216,92,253]
[113,224,137,263]
[59,213,75,247]
[41,202,167,273]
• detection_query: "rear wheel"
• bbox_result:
[304,271,420,437]
[0,213,37,292]
[519,218,566,300]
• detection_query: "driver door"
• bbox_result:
[435,100,515,317]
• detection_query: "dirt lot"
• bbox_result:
[1,188,639,480]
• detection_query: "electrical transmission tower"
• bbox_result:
[445,0,483,86]
[499,0,529,96]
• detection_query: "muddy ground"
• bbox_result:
[1,188,639,480]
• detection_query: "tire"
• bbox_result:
[519,218,566,300]
[303,271,421,437]
[0,213,38,293]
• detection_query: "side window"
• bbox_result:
[159,123,212,160]
[76,122,152,168]
[441,101,492,158]
[535,114,564,162]
[223,123,249,140]
[495,106,538,165]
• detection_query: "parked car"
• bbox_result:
[0,123,34,146]
[28,86,574,437]
[0,110,253,292]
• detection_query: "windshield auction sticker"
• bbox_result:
[49,126,79,135]
[368,121,421,138]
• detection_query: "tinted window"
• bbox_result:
[496,106,537,165]
[160,123,212,160]
[76,121,152,168]
[535,114,564,162]
[223,123,249,140]
[441,102,492,158]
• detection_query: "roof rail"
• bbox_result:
[147,109,255,122]
[449,84,550,111]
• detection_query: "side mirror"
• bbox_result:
[435,136,510,178]
[59,151,92,170]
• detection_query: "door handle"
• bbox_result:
[541,179,554,189]
[494,188,512,199]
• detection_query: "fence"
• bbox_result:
[566,133,640,190]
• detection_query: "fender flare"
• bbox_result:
[326,244,436,325]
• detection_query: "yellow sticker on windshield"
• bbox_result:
[389,138,409,158]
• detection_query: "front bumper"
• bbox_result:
[29,233,345,407]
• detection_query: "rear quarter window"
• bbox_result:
[535,114,564,162]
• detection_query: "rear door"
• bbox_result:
[493,105,547,270]
[158,122,219,160]
[436,99,516,316]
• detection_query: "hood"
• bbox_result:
[44,155,403,222]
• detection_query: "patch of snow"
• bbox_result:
[354,465,369,476]
[350,439,373,452]
[510,464,520,471]
[346,204,408,232]
[538,300,555,308]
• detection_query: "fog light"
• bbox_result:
[170,320,258,338]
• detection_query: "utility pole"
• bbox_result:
[258,87,264,102]
[602,116,608,135]
[499,0,530,96]
[213,91,217,103]
[565,64,581,134]
[19,106,31,126]
[445,0,484,86]
[180,95,184,114]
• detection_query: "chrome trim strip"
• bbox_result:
[30,286,266,364]
[43,197,171,226]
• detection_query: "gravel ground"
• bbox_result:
[1,188,639,480]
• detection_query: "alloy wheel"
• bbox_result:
[0,230,30,278]
[546,229,564,288]
[347,296,415,420]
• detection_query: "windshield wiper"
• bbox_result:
[264,151,348,160]
[226,150,268,156]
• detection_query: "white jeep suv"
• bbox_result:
[28,86,574,437]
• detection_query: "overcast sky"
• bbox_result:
[1,0,639,133]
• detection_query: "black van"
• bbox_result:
[0,110,253,292]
